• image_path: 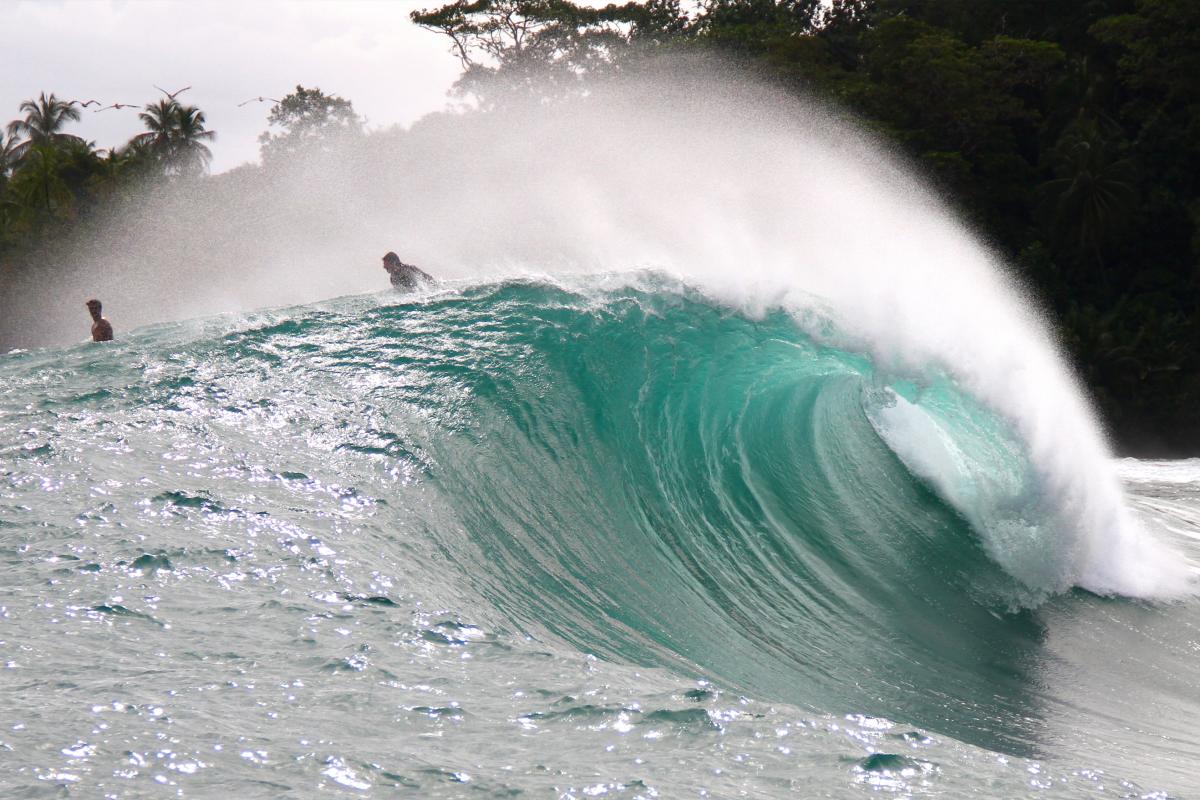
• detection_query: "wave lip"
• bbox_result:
[868,378,1196,602]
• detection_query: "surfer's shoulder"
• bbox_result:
[382,251,434,290]
[91,318,114,342]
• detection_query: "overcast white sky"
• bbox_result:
[1,0,464,172]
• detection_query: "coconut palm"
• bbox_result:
[172,104,215,176]
[1038,120,1136,282]
[5,91,84,159]
[133,98,180,160]
[0,131,17,237]
[132,99,216,177]
[7,144,71,216]
[89,145,140,199]
[0,130,20,179]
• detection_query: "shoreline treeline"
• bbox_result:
[1,0,1197,456]
[0,91,216,243]
[408,0,1199,455]
[0,86,356,255]
[0,83,367,350]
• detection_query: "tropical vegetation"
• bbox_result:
[407,0,1200,453]
[0,88,220,249]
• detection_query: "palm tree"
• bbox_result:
[132,99,216,177]
[0,131,18,239]
[90,145,136,199]
[133,98,179,160]
[1037,120,1136,283]
[172,105,215,176]
[9,144,71,216]
[6,91,84,159]
[0,130,20,179]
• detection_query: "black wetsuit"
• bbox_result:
[386,261,433,291]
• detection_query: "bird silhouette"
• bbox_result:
[94,103,138,113]
[238,96,281,107]
[153,85,192,100]
[73,99,101,108]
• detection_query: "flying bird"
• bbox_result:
[73,99,101,108]
[238,96,281,107]
[94,103,138,113]
[153,85,192,100]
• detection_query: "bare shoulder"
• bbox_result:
[93,319,114,342]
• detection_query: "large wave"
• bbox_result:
[334,276,1187,752]
[8,274,1189,753]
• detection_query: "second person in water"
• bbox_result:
[382,252,434,291]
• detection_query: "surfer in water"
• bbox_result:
[86,299,113,342]
[382,251,433,291]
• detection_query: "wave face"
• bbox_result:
[362,277,1059,749]
[7,281,1200,796]
[7,277,1200,798]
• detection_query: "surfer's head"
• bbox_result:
[85,299,102,320]
[382,252,401,269]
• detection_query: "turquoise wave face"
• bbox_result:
[0,278,1078,757]
[340,278,1050,753]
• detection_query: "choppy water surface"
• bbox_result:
[2,279,1198,798]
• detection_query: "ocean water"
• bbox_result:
[1,276,1198,798]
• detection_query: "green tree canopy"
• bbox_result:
[411,0,678,102]
[258,85,363,165]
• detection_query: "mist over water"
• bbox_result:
[4,59,1200,797]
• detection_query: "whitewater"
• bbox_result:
[2,68,1199,797]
